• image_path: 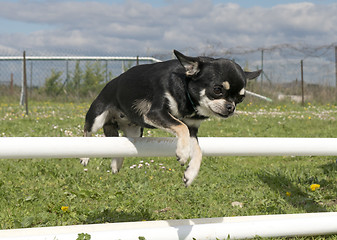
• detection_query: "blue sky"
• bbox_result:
[0,0,336,55]
[68,0,337,8]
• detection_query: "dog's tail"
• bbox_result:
[83,122,92,137]
[83,109,94,137]
[83,99,107,137]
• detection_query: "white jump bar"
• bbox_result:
[0,212,337,240]
[0,137,337,159]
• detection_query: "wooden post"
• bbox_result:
[301,60,304,106]
[335,46,337,88]
[23,51,28,115]
[335,46,337,101]
[122,61,125,73]
[30,61,33,95]
[261,49,264,88]
[105,60,108,83]
[10,73,14,95]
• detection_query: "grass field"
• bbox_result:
[0,98,337,239]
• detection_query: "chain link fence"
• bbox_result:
[0,56,160,86]
[0,44,336,103]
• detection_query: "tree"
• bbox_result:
[43,69,63,96]
[80,62,106,96]
[66,61,83,95]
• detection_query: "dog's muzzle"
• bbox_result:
[220,103,236,118]
[208,100,236,118]
[225,103,235,114]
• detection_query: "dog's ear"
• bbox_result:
[174,50,200,76]
[244,70,262,80]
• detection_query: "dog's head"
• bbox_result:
[174,50,261,118]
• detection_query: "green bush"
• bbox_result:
[43,69,63,96]
[79,62,106,97]
[44,61,112,97]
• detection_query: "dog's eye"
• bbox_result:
[236,95,245,104]
[213,86,223,95]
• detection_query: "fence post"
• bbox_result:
[261,49,264,87]
[66,59,69,85]
[105,60,108,82]
[10,73,14,95]
[23,51,28,115]
[335,46,337,101]
[301,59,304,106]
[19,54,25,106]
[30,61,33,95]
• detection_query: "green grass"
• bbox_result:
[0,99,337,239]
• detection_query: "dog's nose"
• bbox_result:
[225,103,235,113]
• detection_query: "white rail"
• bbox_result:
[246,90,273,102]
[1,137,337,159]
[0,212,336,240]
[1,137,336,239]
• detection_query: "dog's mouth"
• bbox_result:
[214,111,233,119]
[211,105,235,119]
[208,108,234,118]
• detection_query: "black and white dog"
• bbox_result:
[80,50,261,186]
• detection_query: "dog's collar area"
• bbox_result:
[186,90,197,112]
[185,81,198,113]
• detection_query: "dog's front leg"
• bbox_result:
[183,126,202,187]
[144,112,190,166]
[170,124,190,166]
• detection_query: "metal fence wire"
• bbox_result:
[0,44,336,102]
[0,56,161,87]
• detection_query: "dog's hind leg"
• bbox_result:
[121,124,143,138]
[111,124,143,173]
[79,128,92,166]
[102,122,124,174]
[80,110,110,166]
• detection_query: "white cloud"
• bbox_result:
[0,0,336,56]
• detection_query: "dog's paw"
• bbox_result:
[80,157,90,166]
[183,166,199,187]
[110,157,124,174]
[177,154,189,166]
[176,144,190,166]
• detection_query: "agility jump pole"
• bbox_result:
[1,137,337,159]
[246,90,273,102]
[0,212,337,240]
[1,137,337,240]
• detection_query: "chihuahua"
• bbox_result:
[80,50,261,186]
